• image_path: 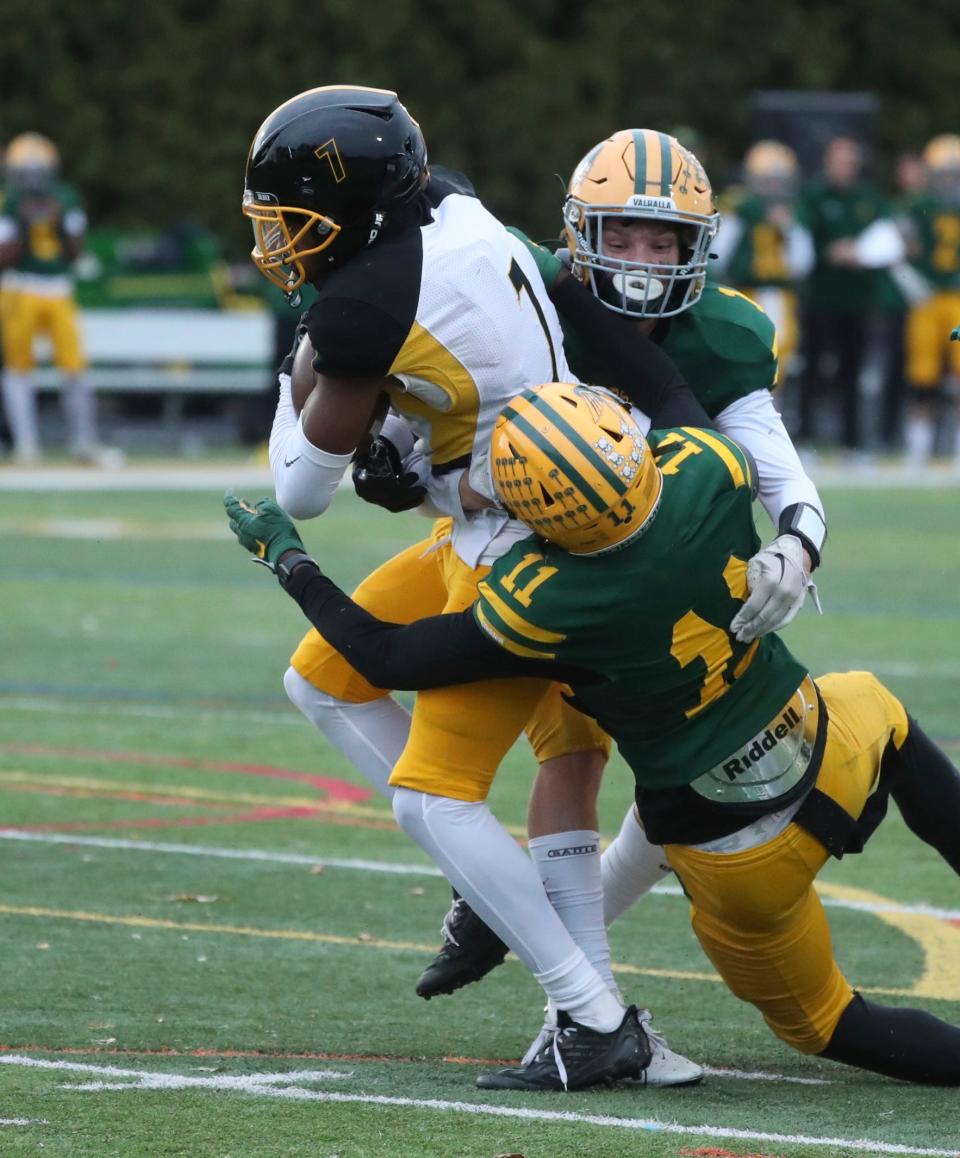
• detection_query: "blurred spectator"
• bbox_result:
[797,136,905,456]
[712,140,814,377]
[900,134,960,467]
[870,151,930,453]
[0,133,108,463]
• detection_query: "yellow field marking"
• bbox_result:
[0,769,329,811]
[818,881,960,1001]
[1,900,957,1001]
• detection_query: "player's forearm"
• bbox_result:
[268,374,352,519]
[279,560,580,689]
[549,274,715,429]
[715,390,826,567]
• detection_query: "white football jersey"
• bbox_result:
[307,178,579,565]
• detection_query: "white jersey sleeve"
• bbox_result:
[714,389,825,533]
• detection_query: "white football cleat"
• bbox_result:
[634,1008,704,1087]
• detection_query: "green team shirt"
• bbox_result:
[473,427,807,789]
[511,229,778,415]
[722,195,806,289]
[799,179,891,313]
[906,193,960,291]
[1,181,85,276]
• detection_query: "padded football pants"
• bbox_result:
[665,671,910,1054]
[289,518,609,802]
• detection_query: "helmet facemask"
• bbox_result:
[565,201,716,318]
[243,191,342,295]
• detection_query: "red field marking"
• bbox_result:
[679,1149,786,1158]
[0,1042,509,1067]
[0,744,372,804]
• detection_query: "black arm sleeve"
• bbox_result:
[549,275,716,430]
[281,562,599,690]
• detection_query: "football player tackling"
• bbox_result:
[241,86,719,1088]
[354,129,826,1033]
[227,382,960,1088]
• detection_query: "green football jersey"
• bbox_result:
[722,195,806,289]
[906,194,960,291]
[474,427,807,789]
[509,228,778,416]
[1,181,85,276]
[799,179,891,313]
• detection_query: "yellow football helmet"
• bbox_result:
[4,133,59,190]
[564,128,718,318]
[923,134,960,203]
[743,140,800,201]
[490,382,662,556]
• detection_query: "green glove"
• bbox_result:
[951,325,960,342]
[506,225,566,290]
[224,492,306,568]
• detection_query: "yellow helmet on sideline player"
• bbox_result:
[743,140,800,201]
[923,134,960,204]
[490,383,662,556]
[4,132,59,191]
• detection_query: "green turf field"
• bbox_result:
[1,478,958,1157]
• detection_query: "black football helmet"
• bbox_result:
[242,86,429,297]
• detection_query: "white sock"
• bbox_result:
[60,375,98,453]
[904,415,934,466]
[2,371,40,458]
[283,666,409,799]
[601,804,672,926]
[392,787,623,1032]
[529,829,619,997]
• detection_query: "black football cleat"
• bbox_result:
[415,892,509,999]
[476,1005,652,1091]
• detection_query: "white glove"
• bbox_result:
[730,534,812,643]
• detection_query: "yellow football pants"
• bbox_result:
[740,286,799,373]
[0,289,86,373]
[289,518,610,801]
[906,291,960,388]
[666,671,910,1055]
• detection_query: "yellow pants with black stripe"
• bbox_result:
[289,518,609,801]
[665,671,910,1055]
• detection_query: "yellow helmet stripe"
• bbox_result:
[632,129,648,195]
[506,391,631,500]
[632,129,672,197]
[655,131,674,195]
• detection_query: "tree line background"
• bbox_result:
[4,0,960,260]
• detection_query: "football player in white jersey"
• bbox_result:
[242,86,710,1089]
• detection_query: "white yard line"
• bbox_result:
[0,829,442,877]
[1,829,957,921]
[0,1055,954,1155]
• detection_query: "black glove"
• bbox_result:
[352,435,428,513]
[278,314,310,377]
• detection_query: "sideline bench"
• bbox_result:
[33,307,276,429]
